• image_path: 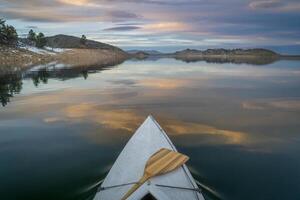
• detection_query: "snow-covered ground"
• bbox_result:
[20,46,55,55]
[44,46,71,53]
[19,45,71,55]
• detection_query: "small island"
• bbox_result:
[126,48,300,65]
[172,48,280,65]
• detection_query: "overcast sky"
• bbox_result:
[1,0,300,53]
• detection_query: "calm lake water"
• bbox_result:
[1,58,300,200]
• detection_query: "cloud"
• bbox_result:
[0,0,139,22]
[0,6,138,22]
[58,0,90,6]
[249,0,284,9]
[0,9,77,22]
[103,25,140,31]
[92,0,202,6]
[0,0,299,49]
[0,0,58,7]
[143,22,191,32]
[106,10,139,20]
[248,0,300,11]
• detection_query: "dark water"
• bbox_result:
[1,59,300,200]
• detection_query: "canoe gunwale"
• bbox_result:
[149,115,203,200]
[98,182,138,191]
[94,115,205,200]
[155,184,202,193]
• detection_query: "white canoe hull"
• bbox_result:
[94,115,205,200]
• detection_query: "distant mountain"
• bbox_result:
[45,34,125,53]
[126,51,149,59]
[127,50,163,55]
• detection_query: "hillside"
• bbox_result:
[1,35,128,73]
[45,34,125,52]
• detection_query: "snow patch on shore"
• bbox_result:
[20,46,70,55]
[44,46,71,53]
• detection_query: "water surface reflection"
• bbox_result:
[0,59,300,200]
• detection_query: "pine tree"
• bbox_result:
[80,35,87,45]
[0,19,6,43]
[28,29,36,41]
[36,32,46,48]
[0,19,18,45]
[0,19,5,27]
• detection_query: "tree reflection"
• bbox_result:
[0,73,22,107]
[31,69,50,87]
[0,68,92,107]
[174,56,278,65]
[0,64,113,107]
[82,70,88,80]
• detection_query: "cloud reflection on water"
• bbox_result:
[138,78,189,89]
[242,99,300,111]
[42,102,247,145]
[2,59,300,152]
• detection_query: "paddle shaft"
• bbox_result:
[121,175,149,200]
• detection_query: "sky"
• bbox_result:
[0,0,300,53]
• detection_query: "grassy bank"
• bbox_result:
[0,46,52,73]
[0,46,128,74]
[56,48,128,68]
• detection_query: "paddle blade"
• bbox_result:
[121,148,189,200]
[145,148,189,177]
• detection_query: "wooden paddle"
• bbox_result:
[121,148,189,200]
